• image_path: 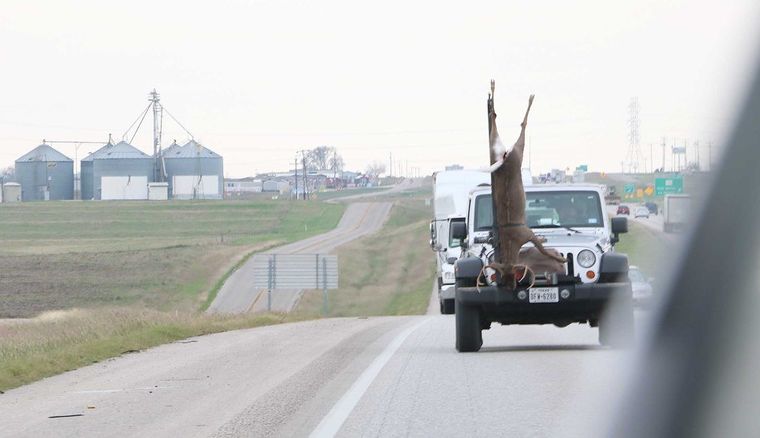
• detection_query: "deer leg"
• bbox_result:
[513,95,534,156]
[529,234,567,264]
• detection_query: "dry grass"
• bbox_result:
[292,196,435,318]
[0,308,285,392]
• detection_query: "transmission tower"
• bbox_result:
[625,97,643,173]
[149,89,164,182]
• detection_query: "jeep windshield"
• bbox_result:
[473,191,604,231]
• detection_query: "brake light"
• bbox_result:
[586,271,596,280]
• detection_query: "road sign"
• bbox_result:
[624,183,635,194]
[644,185,654,196]
[636,188,644,198]
[655,177,684,196]
[251,253,339,314]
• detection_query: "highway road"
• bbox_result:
[607,204,683,242]
[1,296,647,437]
[208,202,392,314]
[325,178,422,203]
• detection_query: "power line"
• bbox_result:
[122,103,152,141]
[43,140,104,144]
[160,104,194,140]
[129,105,151,145]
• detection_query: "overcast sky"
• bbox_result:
[1,0,758,177]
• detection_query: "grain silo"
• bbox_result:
[80,140,154,200]
[164,140,224,199]
[14,144,74,201]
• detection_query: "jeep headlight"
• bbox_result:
[577,250,596,268]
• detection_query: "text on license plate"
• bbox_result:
[529,287,559,303]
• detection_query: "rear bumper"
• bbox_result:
[456,282,631,324]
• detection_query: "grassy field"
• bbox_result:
[614,221,669,277]
[0,200,344,317]
[292,194,435,318]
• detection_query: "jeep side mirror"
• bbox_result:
[611,216,628,234]
[611,216,628,245]
[450,221,467,241]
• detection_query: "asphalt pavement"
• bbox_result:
[1,297,647,437]
[607,204,682,242]
[208,202,392,314]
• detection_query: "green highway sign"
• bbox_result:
[655,177,684,196]
[624,183,635,194]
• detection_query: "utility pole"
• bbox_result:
[74,143,81,200]
[294,156,298,200]
[649,142,653,173]
[302,151,308,200]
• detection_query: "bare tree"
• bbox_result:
[1,166,15,182]
[365,161,386,178]
[329,153,344,174]
[306,146,332,170]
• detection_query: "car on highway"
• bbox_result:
[644,201,659,215]
[628,266,653,307]
[616,205,630,215]
[634,206,650,218]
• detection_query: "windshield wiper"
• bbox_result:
[532,224,581,233]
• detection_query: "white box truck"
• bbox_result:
[430,168,532,314]
[663,194,691,233]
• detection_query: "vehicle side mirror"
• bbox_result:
[429,221,437,250]
[451,221,467,241]
[611,216,628,245]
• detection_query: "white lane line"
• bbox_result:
[309,317,430,438]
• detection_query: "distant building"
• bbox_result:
[163,140,224,200]
[225,177,262,194]
[261,179,290,194]
[2,182,21,203]
[15,143,74,201]
[80,140,153,200]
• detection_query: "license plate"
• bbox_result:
[529,287,559,303]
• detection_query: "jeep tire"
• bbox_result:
[441,299,455,315]
[455,298,482,352]
[598,303,634,348]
